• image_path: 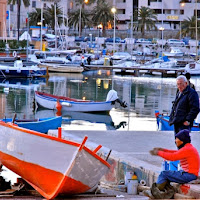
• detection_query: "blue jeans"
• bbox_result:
[157,170,197,184]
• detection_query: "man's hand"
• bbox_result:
[149,147,164,156]
[183,121,190,126]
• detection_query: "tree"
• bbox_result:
[8,0,30,41]
[181,16,200,39]
[29,8,43,26]
[68,5,91,35]
[133,6,157,37]
[44,4,63,32]
[92,0,115,37]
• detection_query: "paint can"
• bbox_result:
[125,171,134,186]
[127,179,138,195]
[169,160,180,171]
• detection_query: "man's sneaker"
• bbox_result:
[143,189,155,199]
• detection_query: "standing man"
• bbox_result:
[169,75,199,135]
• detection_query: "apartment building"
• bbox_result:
[4,0,200,36]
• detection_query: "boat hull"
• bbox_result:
[156,114,200,131]
[39,63,83,73]
[2,116,62,133]
[0,64,46,78]
[0,121,110,199]
[35,92,113,112]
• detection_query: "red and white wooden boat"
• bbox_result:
[35,90,127,112]
[0,121,110,199]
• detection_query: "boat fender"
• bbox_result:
[61,102,72,107]
[12,51,17,57]
[17,68,21,73]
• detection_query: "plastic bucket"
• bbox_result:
[125,171,134,186]
[169,161,180,171]
[161,160,169,171]
[127,179,138,195]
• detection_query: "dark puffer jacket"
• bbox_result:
[169,86,199,126]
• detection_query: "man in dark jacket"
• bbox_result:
[169,75,199,135]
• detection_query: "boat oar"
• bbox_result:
[12,113,17,123]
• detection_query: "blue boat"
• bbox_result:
[155,111,200,131]
[2,116,62,133]
[0,61,47,78]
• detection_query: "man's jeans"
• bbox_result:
[157,170,197,184]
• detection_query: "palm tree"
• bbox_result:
[92,0,115,37]
[29,8,43,26]
[8,0,30,41]
[133,6,157,37]
[44,4,63,32]
[181,16,200,39]
[68,6,91,35]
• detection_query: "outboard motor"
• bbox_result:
[106,90,127,108]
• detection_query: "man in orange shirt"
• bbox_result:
[144,129,200,199]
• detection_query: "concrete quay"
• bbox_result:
[49,129,200,199]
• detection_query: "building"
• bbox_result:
[3,0,200,37]
[0,0,7,37]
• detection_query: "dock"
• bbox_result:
[83,65,185,77]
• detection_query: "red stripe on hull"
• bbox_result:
[0,151,90,199]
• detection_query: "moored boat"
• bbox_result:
[155,111,200,131]
[0,121,110,199]
[2,116,62,133]
[0,60,46,78]
[35,90,127,112]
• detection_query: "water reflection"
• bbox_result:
[1,71,199,131]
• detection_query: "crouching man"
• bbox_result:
[144,129,200,199]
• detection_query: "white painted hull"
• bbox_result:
[0,121,110,199]
[35,92,113,112]
[39,63,83,73]
[185,62,200,75]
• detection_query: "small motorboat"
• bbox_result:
[0,121,110,199]
[185,60,200,75]
[2,116,62,133]
[155,110,200,131]
[35,90,127,112]
[0,60,46,78]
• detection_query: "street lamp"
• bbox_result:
[161,0,164,56]
[179,2,185,40]
[159,27,164,56]
[40,0,43,51]
[79,0,88,37]
[195,0,198,61]
[111,7,116,54]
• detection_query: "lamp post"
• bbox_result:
[179,2,185,40]
[40,0,43,51]
[79,0,88,37]
[111,7,116,54]
[195,0,198,61]
[161,0,164,56]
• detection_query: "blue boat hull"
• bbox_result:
[156,114,200,131]
[2,116,62,133]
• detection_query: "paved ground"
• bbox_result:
[6,129,200,200]
[49,129,200,173]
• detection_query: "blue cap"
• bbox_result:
[176,129,191,143]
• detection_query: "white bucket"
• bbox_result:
[127,179,138,195]
[125,171,134,186]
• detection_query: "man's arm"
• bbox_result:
[158,148,187,161]
[186,91,199,123]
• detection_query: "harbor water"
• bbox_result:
[0,70,200,131]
